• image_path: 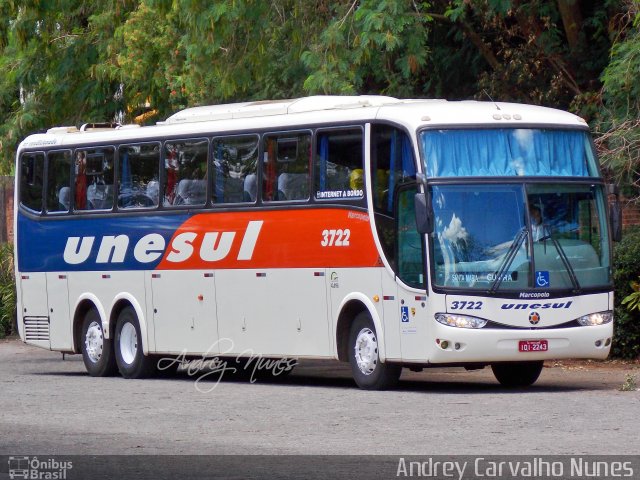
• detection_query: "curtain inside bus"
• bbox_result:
[387,131,415,211]
[421,129,594,178]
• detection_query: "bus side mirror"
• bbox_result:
[414,192,434,234]
[610,200,622,242]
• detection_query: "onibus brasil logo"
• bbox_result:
[8,456,72,479]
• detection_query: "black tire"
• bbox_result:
[114,306,156,379]
[348,312,401,390]
[491,361,544,387]
[81,309,117,377]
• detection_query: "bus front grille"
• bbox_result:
[24,317,50,341]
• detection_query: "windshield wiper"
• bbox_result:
[489,227,528,294]
[540,226,581,293]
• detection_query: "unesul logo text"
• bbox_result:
[63,221,263,265]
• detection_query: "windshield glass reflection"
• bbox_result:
[430,184,611,291]
[431,185,529,289]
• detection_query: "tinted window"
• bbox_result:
[212,135,259,203]
[315,128,364,201]
[263,132,311,202]
[75,147,115,211]
[118,143,160,209]
[163,139,208,206]
[46,150,72,213]
[20,153,45,212]
[397,185,425,288]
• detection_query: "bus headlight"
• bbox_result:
[435,313,487,329]
[577,311,613,326]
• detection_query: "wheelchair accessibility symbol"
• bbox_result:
[401,306,410,323]
[536,271,550,288]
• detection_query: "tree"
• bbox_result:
[0,0,634,177]
[596,2,640,198]
[428,1,615,118]
[0,1,136,173]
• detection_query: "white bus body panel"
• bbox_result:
[215,268,331,358]
[46,272,73,351]
[329,267,385,360]
[151,270,218,355]
[67,271,147,339]
[19,273,50,349]
[19,273,48,317]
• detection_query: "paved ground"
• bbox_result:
[1,338,639,456]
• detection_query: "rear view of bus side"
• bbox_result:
[15,96,618,389]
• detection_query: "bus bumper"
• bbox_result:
[427,322,614,363]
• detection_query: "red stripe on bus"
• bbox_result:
[155,208,379,270]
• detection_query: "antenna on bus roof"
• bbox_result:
[482,90,501,111]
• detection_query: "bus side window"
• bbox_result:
[118,143,160,209]
[397,186,425,288]
[75,147,115,211]
[163,139,208,207]
[263,132,311,202]
[46,150,72,213]
[212,135,259,204]
[20,152,45,213]
[314,128,364,201]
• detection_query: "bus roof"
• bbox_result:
[18,96,588,150]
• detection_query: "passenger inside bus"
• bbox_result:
[58,187,70,211]
[530,205,545,241]
[75,151,87,209]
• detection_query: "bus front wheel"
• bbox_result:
[114,307,155,379]
[348,312,401,390]
[81,309,117,377]
[491,361,544,387]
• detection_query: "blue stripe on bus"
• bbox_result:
[16,211,190,272]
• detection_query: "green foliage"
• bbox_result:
[0,0,137,173]
[0,0,636,186]
[621,279,640,312]
[441,0,613,118]
[0,243,16,338]
[612,226,640,359]
[597,5,640,198]
[601,7,640,119]
[302,0,430,96]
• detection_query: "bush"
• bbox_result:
[0,243,16,338]
[612,226,640,359]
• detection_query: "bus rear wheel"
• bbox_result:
[491,361,544,387]
[81,309,117,377]
[114,307,155,379]
[348,312,401,390]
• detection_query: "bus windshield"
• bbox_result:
[429,183,611,291]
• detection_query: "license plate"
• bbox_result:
[518,340,548,352]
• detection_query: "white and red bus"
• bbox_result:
[15,96,619,389]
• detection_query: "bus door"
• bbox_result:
[370,125,427,361]
[395,185,428,361]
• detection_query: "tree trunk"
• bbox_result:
[557,0,584,52]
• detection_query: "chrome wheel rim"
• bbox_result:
[120,322,138,365]
[354,327,378,375]
[85,321,104,363]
